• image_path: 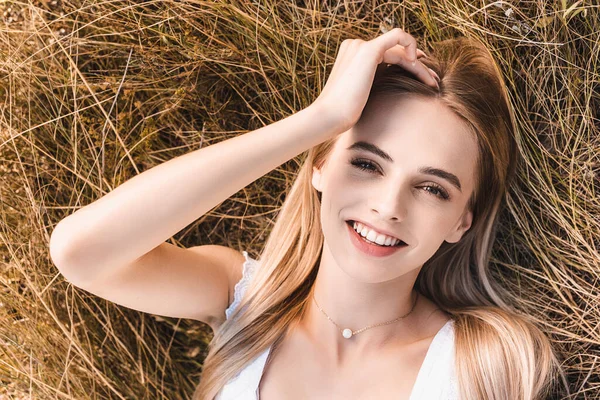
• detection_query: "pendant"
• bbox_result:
[342,328,353,339]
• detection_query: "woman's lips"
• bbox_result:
[346,220,408,258]
[346,220,406,245]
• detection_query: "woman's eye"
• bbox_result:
[349,158,451,201]
[422,185,450,200]
[350,158,379,173]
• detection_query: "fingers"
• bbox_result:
[381,45,439,88]
[427,67,440,82]
[371,28,439,88]
[370,28,418,62]
[333,30,440,91]
[421,62,440,88]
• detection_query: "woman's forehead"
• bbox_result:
[334,96,479,185]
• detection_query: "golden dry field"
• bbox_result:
[1,1,598,399]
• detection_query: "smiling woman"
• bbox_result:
[310,94,479,289]
[194,33,567,400]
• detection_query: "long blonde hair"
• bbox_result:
[193,36,569,400]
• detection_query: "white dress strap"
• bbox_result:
[408,319,459,399]
[225,251,258,320]
[217,251,267,400]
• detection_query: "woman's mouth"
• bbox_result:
[346,220,408,257]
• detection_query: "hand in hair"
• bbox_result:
[312,28,440,132]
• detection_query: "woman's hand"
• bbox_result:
[312,28,440,133]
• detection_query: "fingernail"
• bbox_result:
[417,49,428,58]
[428,67,440,82]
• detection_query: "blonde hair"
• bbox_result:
[193,36,569,400]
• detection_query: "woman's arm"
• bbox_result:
[49,104,342,285]
[50,28,436,285]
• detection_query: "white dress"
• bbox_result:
[216,251,459,399]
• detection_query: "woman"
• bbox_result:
[195,30,566,399]
[50,29,566,399]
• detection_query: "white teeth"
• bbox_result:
[366,230,378,242]
[352,221,400,246]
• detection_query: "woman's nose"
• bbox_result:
[369,185,409,222]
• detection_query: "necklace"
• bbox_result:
[312,290,419,339]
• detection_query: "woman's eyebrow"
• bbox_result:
[346,140,463,192]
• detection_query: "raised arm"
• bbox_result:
[49,27,437,289]
[49,104,342,285]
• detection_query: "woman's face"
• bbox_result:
[312,95,479,282]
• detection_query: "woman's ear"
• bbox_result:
[445,208,473,243]
[312,166,324,194]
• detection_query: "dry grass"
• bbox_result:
[1,0,598,398]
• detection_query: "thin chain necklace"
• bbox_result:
[312,290,419,339]
[257,293,419,400]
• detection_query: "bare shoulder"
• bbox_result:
[188,244,247,309]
